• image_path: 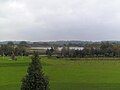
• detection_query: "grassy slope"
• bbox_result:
[0,57,120,90]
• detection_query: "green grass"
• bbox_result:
[1,57,120,90]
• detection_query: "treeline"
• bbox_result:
[1,41,120,58]
[0,41,29,56]
[46,42,120,58]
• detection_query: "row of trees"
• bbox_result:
[46,42,120,58]
[0,41,29,56]
[2,41,120,58]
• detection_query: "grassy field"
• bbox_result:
[1,57,120,90]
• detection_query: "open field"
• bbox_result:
[1,57,120,90]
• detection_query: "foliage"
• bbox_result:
[58,42,120,58]
[21,53,49,90]
[0,41,28,56]
[46,47,54,56]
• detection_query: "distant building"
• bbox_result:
[29,47,51,54]
[29,46,84,54]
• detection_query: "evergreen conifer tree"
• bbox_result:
[21,52,49,90]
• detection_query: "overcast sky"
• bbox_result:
[0,0,120,41]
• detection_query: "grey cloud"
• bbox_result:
[0,0,120,41]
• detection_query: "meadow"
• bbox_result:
[1,57,120,90]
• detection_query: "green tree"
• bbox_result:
[21,52,49,90]
[46,47,54,57]
[19,41,28,46]
[7,41,14,46]
[0,44,14,56]
[11,51,17,60]
[61,45,69,57]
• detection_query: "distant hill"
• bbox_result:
[0,41,32,45]
[0,40,120,47]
